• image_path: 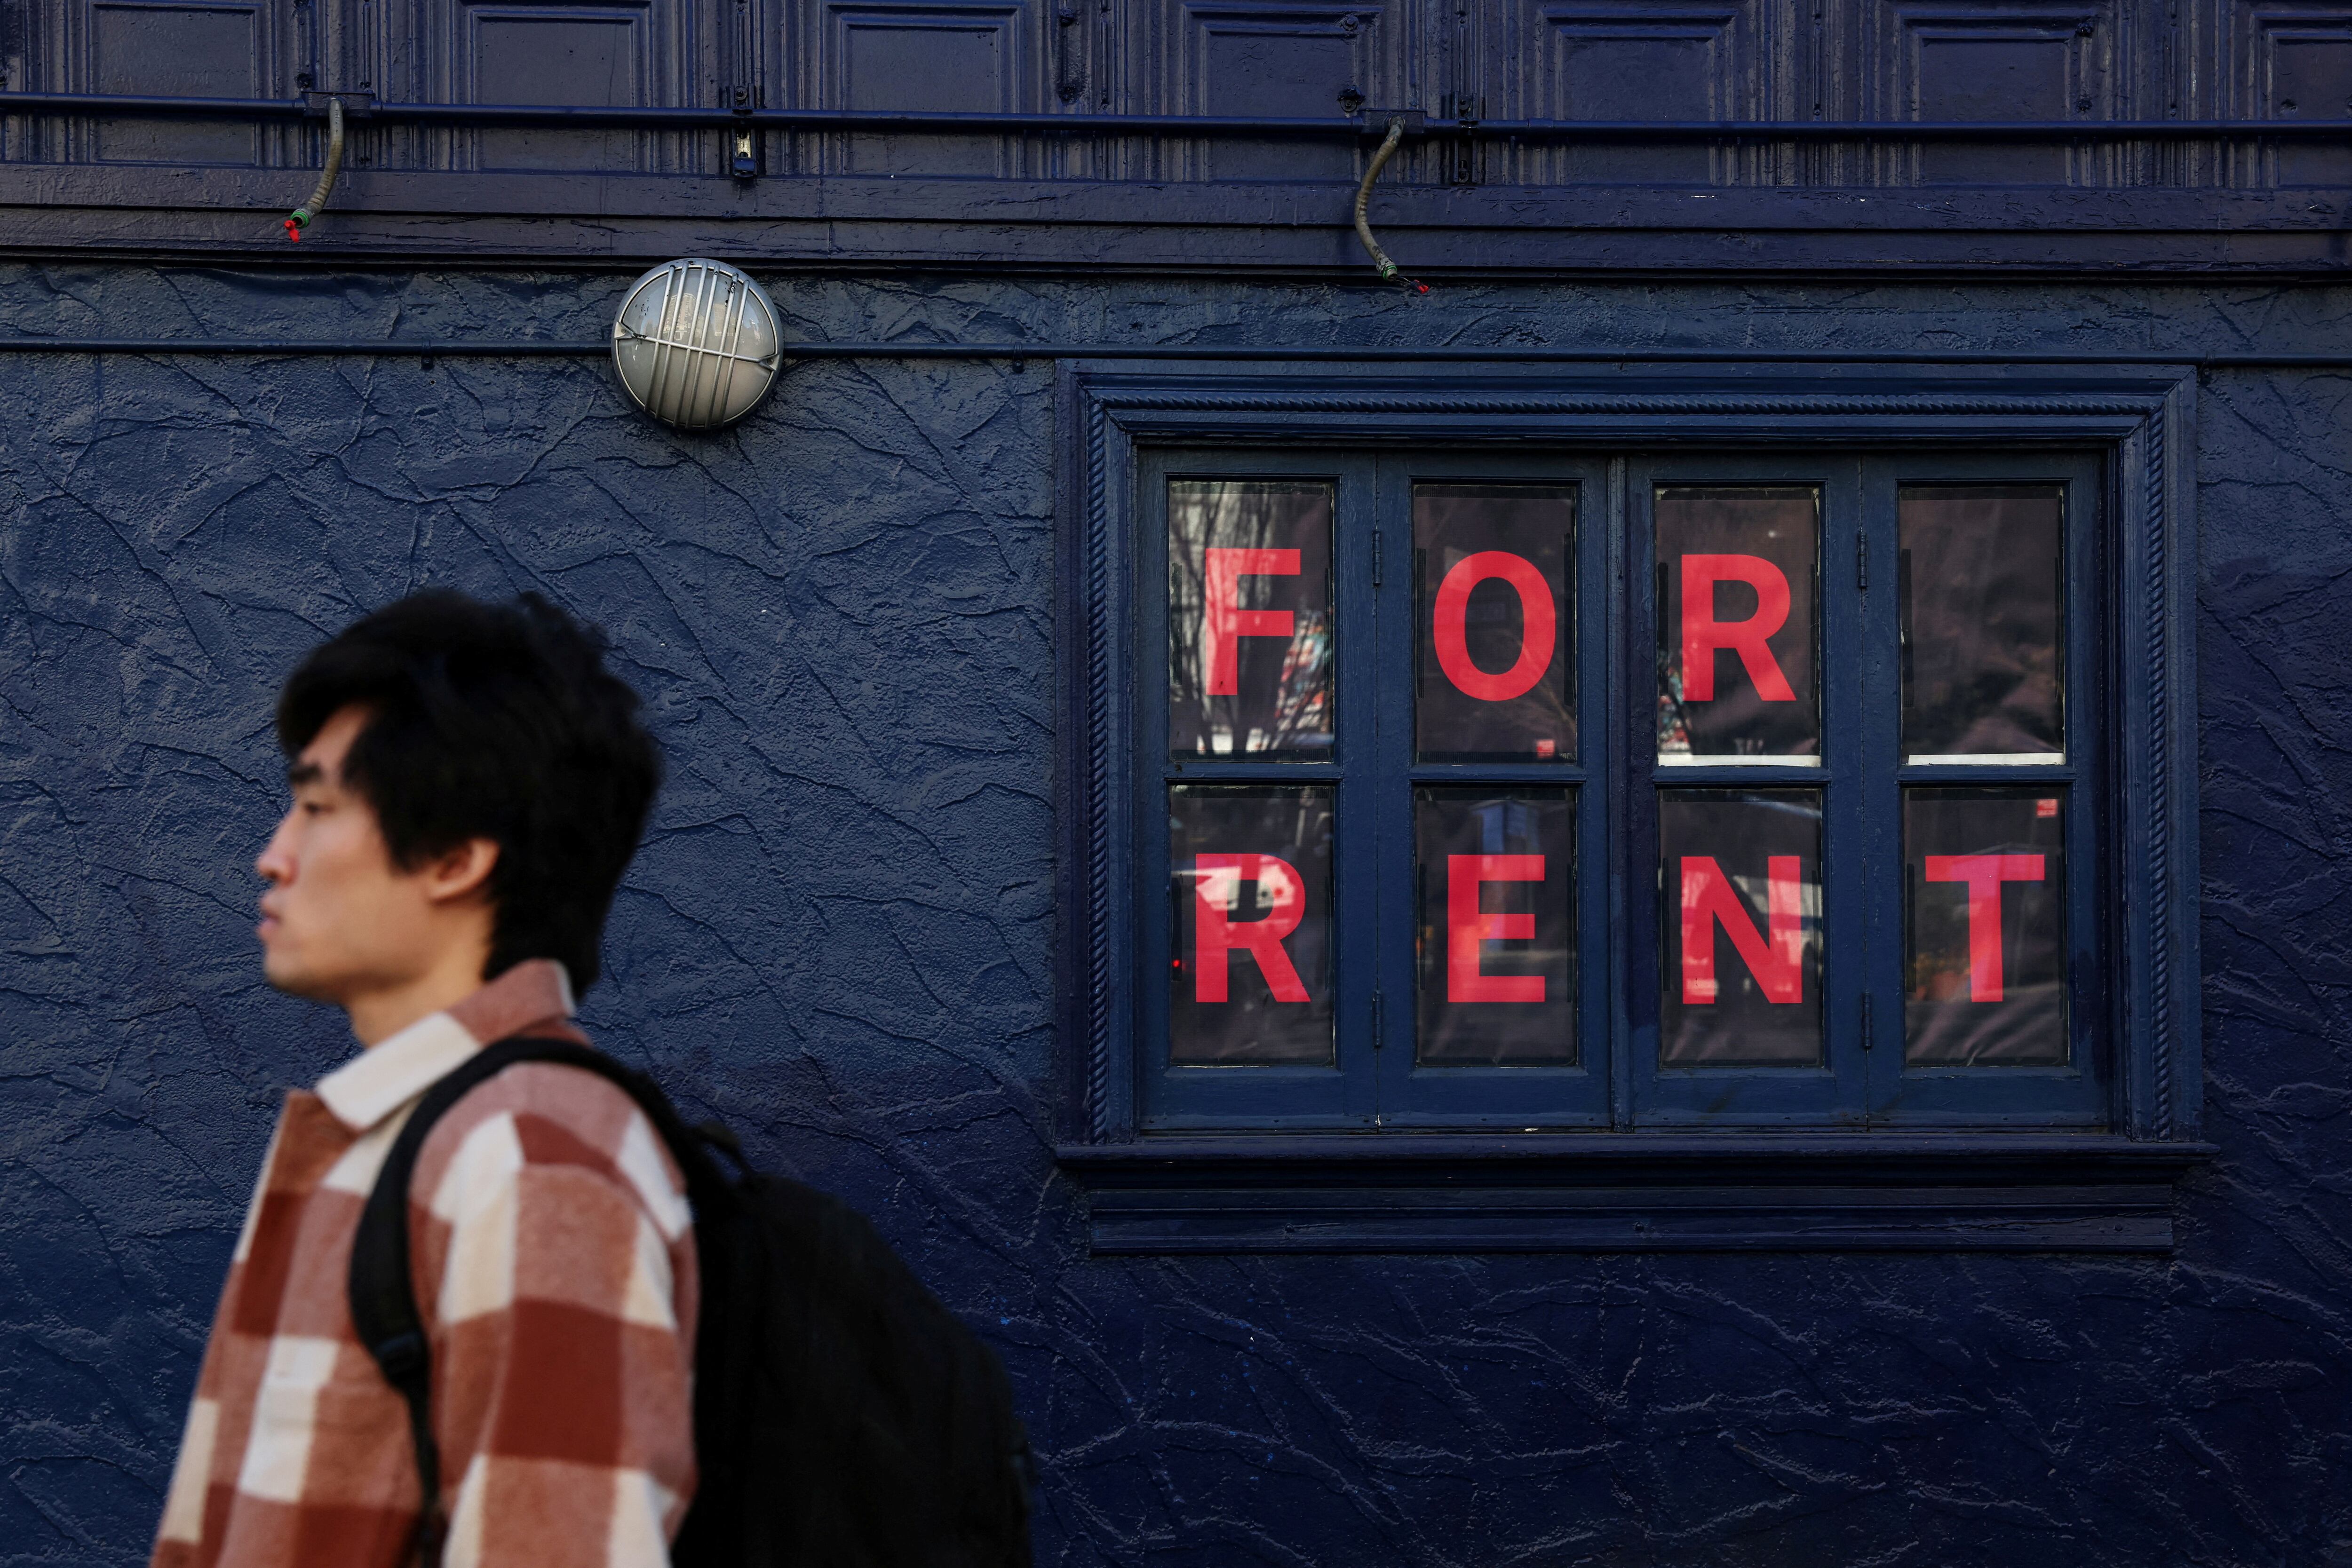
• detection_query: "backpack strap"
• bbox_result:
[348,1036,729,1568]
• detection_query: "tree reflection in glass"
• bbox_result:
[1655,487,1820,762]
[1168,480,1335,759]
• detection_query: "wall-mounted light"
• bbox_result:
[611,258,782,430]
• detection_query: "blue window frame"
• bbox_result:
[1136,450,1612,1131]
[1058,366,2205,1251]
[1131,446,2106,1132]
[1625,452,2108,1130]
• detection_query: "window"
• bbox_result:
[1133,452,2109,1132]
[1060,370,2203,1251]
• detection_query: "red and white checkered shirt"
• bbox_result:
[151,959,699,1568]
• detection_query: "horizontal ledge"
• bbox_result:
[1083,1194,2183,1253]
[4,93,2349,142]
[1068,1137,2211,1252]
[0,340,2332,368]
[1060,1133,2215,1176]
[11,168,2350,230]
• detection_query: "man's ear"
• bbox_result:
[419,838,501,906]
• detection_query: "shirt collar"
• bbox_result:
[314,958,579,1132]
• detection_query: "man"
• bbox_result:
[151,590,690,1568]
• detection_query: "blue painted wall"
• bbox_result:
[2,264,2349,1566]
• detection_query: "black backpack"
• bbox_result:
[349,1036,1035,1568]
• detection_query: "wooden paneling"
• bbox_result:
[1123,0,1417,182]
[1186,2,1372,177]
[369,0,709,172]
[832,1,1027,174]
[7,0,2352,195]
[26,0,285,164]
[93,1,263,160]
[2226,0,2352,184]
[470,5,651,168]
[1853,0,2131,184]
[765,0,1058,178]
[1501,0,1784,185]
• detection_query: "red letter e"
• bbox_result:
[1447,854,1546,1002]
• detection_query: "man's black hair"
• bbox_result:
[276,589,661,992]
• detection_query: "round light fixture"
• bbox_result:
[611,258,782,430]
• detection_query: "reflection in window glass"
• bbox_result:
[1900,485,2064,761]
[1414,484,1576,762]
[1657,487,1820,761]
[1659,789,1823,1065]
[1169,785,1334,1064]
[1168,480,1335,758]
[1413,788,1576,1065]
[1906,788,2067,1065]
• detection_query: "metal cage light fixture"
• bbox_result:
[611,258,782,430]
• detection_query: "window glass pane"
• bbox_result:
[1414,484,1576,762]
[1659,789,1824,1065]
[1657,486,1820,762]
[1413,788,1576,1065]
[1899,484,2064,762]
[1168,480,1335,758]
[1169,785,1335,1064]
[1905,788,2067,1065]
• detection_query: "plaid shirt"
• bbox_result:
[151,960,699,1568]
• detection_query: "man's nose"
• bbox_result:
[256,817,295,884]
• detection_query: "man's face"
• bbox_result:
[255,705,455,1004]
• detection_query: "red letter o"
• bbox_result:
[1433,552,1557,702]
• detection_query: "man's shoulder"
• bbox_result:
[409,1053,692,1231]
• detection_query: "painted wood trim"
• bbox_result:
[1061,1135,2216,1253]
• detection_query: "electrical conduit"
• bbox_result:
[1354,118,1428,294]
[284,97,345,241]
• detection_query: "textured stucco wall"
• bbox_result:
[1,265,2348,1567]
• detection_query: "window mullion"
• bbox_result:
[1858,459,1907,1121]
[1365,452,1415,1126]
[1335,453,1386,1126]
[1819,463,1869,1116]
[1602,454,1633,1131]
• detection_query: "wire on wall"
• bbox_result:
[1353,119,1429,295]
[283,97,345,243]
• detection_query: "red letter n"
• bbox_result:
[1924,854,2044,1002]
[1680,855,1804,1004]
[1204,548,1300,696]
[1681,554,1795,702]
[1447,854,1546,1003]
[1193,853,1310,1003]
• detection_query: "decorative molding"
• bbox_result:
[2145,400,2174,1139]
[1084,391,1113,1141]
[1525,0,1776,185]
[10,165,2352,268]
[2224,0,2352,187]
[1865,0,2129,187]
[1103,389,2168,417]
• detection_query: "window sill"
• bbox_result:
[1056,1135,2214,1255]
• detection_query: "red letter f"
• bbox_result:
[1204,549,1300,696]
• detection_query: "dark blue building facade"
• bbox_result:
[2,4,2350,1563]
